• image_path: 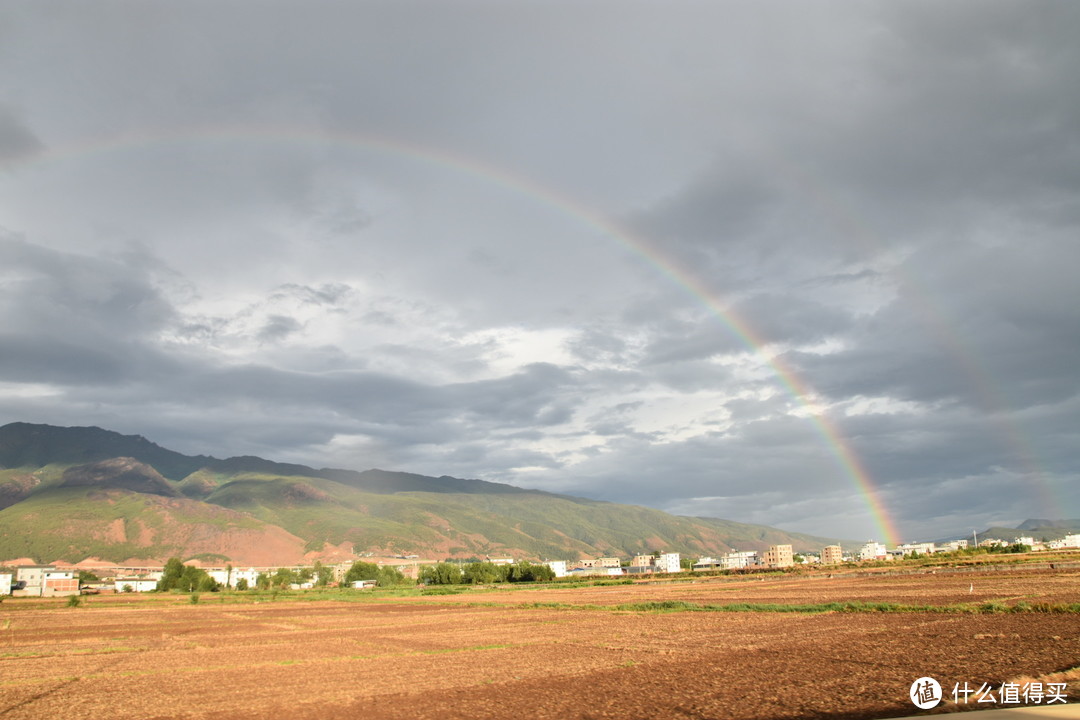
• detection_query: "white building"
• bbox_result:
[1013,536,1035,547]
[114,577,158,593]
[0,572,11,595]
[13,566,79,597]
[896,542,936,556]
[938,539,969,552]
[545,560,569,578]
[859,541,888,561]
[1061,534,1080,548]
[655,553,681,574]
[721,551,759,570]
[206,567,260,588]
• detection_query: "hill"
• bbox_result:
[0,422,853,564]
[934,518,1080,545]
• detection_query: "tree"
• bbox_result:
[420,562,462,585]
[344,561,380,584]
[156,558,186,591]
[376,565,408,587]
[507,561,554,583]
[235,578,249,591]
[462,562,501,584]
[313,561,333,587]
[156,558,218,592]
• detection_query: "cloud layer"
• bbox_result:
[1,1,1077,542]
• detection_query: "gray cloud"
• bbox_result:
[0,1,1077,541]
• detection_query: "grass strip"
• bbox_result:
[508,599,1080,615]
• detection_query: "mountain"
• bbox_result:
[933,518,1080,545]
[0,422,853,565]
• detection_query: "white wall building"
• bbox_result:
[897,542,936,556]
[206,567,260,588]
[114,577,158,593]
[655,553,681,574]
[721,551,759,569]
[1061,534,1080,548]
[859,542,888,561]
[545,560,568,578]
[0,572,11,595]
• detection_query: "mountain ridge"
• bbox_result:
[0,422,855,564]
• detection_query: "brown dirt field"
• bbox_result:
[1,568,1077,720]
[413,567,1080,609]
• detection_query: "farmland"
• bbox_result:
[1,566,1078,719]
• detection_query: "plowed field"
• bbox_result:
[1,567,1077,720]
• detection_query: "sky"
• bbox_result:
[1,1,1078,543]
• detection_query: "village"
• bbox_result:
[2,533,1078,598]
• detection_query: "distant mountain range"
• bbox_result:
[0,422,853,565]
[934,518,1080,546]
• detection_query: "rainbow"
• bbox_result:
[5,125,903,545]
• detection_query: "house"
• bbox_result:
[114,577,158,593]
[858,542,888,561]
[630,555,654,569]
[207,567,260,588]
[763,545,793,569]
[545,560,569,578]
[350,580,377,589]
[692,557,721,571]
[13,566,78,597]
[939,539,968,552]
[655,553,681,573]
[821,545,844,565]
[896,542,936,556]
[721,551,759,570]
[1061,534,1080,548]
[0,572,11,596]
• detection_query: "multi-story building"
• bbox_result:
[821,545,844,565]
[546,560,568,578]
[630,555,654,568]
[13,566,79,597]
[721,551,759,570]
[655,553,681,574]
[859,541,888,561]
[763,544,793,569]
[206,567,261,588]
[896,542,936,556]
[1061,534,1080,548]
[0,572,11,595]
[596,557,622,569]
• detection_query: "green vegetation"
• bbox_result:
[342,561,409,587]
[66,594,82,608]
[419,562,463,585]
[156,558,219,592]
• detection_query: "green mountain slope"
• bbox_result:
[0,422,855,564]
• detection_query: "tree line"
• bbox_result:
[151,558,556,593]
[419,560,554,585]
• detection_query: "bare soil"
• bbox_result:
[1,567,1077,720]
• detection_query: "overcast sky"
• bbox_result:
[2,1,1077,542]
